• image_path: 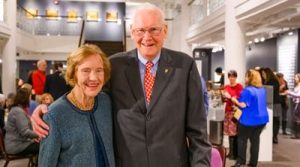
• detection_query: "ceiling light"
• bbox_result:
[254,38,259,43]
[288,31,294,36]
[53,0,59,5]
[248,41,253,44]
[260,37,265,42]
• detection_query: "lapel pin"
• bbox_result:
[165,69,169,73]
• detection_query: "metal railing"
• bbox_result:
[207,0,224,15]
[0,0,6,23]
[189,0,224,26]
[16,5,83,36]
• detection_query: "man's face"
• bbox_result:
[38,62,47,72]
[131,9,168,60]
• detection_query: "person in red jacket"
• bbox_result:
[222,70,243,160]
[31,59,47,102]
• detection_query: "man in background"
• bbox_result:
[44,62,70,100]
[31,59,47,102]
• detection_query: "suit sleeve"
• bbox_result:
[44,76,50,93]
[38,113,61,167]
[186,61,211,167]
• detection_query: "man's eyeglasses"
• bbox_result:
[132,27,163,37]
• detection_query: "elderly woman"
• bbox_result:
[222,70,243,160]
[230,69,269,167]
[285,73,300,139]
[38,44,115,167]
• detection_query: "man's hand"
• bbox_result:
[33,137,42,143]
[31,104,49,138]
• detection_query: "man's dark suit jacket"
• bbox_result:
[109,48,211,167]
[44,71,71,100]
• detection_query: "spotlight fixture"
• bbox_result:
[260,37,265,42]
[288,31,294,36]
[53,0,59,5]
[254,38,259,43]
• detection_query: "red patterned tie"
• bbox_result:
[144,61,155,104]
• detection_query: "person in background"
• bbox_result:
[276,72,289,135]
[284,73,300,139]
[4,88,39,155]
[21,83,38,116]
[211,147,223,167]
[261,67,281,144]
[32,3,211,167]
[16,78,24,91]
[222,70,243,160]
[31,59,47,103]
[0,94,5,131]
[44,62,71,100]
[201,77,209,113]
[4,93,15,112]
[230,69,269,167]
[40,93,54,106]
[38,44,115,167]
[214,67,225,88]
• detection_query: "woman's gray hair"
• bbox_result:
[132,3,166,25]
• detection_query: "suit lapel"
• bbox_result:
[148,49,174,112]
[124,50,144,101]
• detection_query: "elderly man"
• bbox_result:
[31,59,47,102]
[32,3,211,167]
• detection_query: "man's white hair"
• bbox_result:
[37,59,46,67]
[132,3,166,26]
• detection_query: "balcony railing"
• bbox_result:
[207,0,224,15]
[0,0,6,23]
[189,0,224,26]
[17,5,83,36]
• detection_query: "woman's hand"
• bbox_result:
[31,104,49,138]
[231,97,247,108]
[222,91,231,99]
[280,90,289,96]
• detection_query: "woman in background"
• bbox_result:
[231,69,269,167]
[285,73,300,139]
[261,67,281,143]
[4,88,39,155]
[276,73,289,135]
[222,70,243,160]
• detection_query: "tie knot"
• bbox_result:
[146,61,153,70]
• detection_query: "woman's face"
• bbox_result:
[295,75,300,84]
[74,54,105,98]
[262,71,267,80]
[228,75,237,85]
[245,75,249,85]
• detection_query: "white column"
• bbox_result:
[2,0,17,94]
[180,1,192,56]
[225,1,272,162]
[224,0,246,84]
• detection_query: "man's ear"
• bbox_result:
[130,25,134,40]
[163,24,168,39]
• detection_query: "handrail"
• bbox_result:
[78,20,85,47]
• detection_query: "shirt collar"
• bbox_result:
[137,50,160,66]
